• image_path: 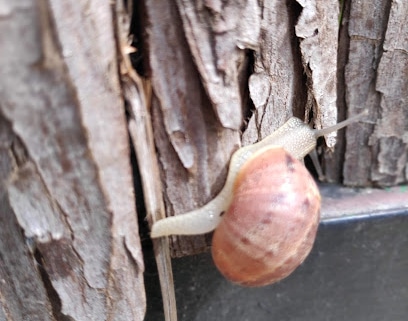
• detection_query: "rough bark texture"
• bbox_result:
[143,0,241,257]
[0,121,55,321]
[0,1,145,320]
[175,0,257,130]
[1,0,407,320]
[370,0,408,185]
[324,0,408,186]
[141,0,407,261]
[121,56,178,319]
[296,0,340,147]
[143,0,346,257]
[242,0,306,145]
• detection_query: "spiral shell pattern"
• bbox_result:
[211,147,321,287]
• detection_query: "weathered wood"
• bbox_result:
[342,0,391,186]
[145,0,346,258]
[340,0,388,186]
[370,0,408,185]
[244,0,339,146]
[0,1,145,320]
[243,1,306,145]
[143,0,240,257]
[323,0,408,186]
[121,64,178,321]
[309,0,408,185]
[296,0,340,148]
[0,119,55,321]
[175,0,258,130]
[118,2,178,319]
[322,0,351,182]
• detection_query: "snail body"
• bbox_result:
[151,111,366,287]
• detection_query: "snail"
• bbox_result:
[151,111,367,287]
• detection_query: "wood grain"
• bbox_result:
[323,0,407,186]
[296,0,340,148]
[143,0,240,257]
[0,1,145,320]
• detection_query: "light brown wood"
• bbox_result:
[1,0,407,319]
[175,0,255,130]
[124,74,178,321]
[296,0,340,148]
[0,1,145,320]
[143,0,240,257]
[145,1,350,258]
[324,0,408,186]
[243,0,306,145]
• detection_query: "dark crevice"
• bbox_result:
[329,0,352,183]
[34,249,73,321]
[240,49,256,134]
[129,0,148,76]
[128,134,165,321]
[287,0,309,119]
[119,0,165,318]
[128,133,149,243]
[304,154,320,180]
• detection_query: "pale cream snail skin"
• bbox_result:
[150,111,366,286]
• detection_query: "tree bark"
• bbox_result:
[0,1,145,320]
[143,0,340,257]
[324,0,408,186]
[1,0,407,320]
[140,0,407,259]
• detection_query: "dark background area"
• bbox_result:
[144,208,408,321]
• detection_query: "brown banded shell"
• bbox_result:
[211,147,321,287]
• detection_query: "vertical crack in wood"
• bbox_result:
[0,114,56,320]
[295,0,340,148]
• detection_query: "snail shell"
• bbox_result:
[211,146,320,287]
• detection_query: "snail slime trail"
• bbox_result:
[151,111,367,286]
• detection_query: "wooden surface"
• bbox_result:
[243,0,306,145]
[142,0,344,257]
[325,0,408,186]
[139,0,407,259]
[1,1,407,320]
[122,60,178,320]
[0,1,145,320]
[144,0,240,257]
